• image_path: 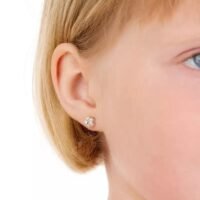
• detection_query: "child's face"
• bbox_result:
[92,1,200,199]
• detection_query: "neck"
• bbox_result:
[104,154,146,200]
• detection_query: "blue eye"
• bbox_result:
[184,53,200,70]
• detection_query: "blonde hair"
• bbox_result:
[33,0,181,173]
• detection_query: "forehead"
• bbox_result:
[158,0,200,44]
[95,0,200,60]
[126,0,200,52]
[149,1,199,41]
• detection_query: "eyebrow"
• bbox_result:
[174,35,200,46]
[164,34,200,54]
[158,34,200,64]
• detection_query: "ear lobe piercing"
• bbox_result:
[84,116,96,128]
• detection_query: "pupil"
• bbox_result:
[194,54,200,67]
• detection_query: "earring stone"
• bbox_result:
[84,116,96,128]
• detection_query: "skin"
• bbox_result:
[51,1,200,199]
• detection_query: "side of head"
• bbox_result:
[33,0,200,199]
[33,0,178,172]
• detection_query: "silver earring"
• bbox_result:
[84,116,96,128]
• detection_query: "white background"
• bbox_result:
[0,1,108,199]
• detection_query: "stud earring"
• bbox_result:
[84,116,96,128]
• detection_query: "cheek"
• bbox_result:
[102,63,200,200]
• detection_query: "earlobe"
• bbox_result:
[50,42,99,131]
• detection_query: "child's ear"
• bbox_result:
[51,43,99,131]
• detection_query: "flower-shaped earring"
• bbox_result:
[84,116,96,129]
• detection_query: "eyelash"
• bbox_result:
[183,52,200,71]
